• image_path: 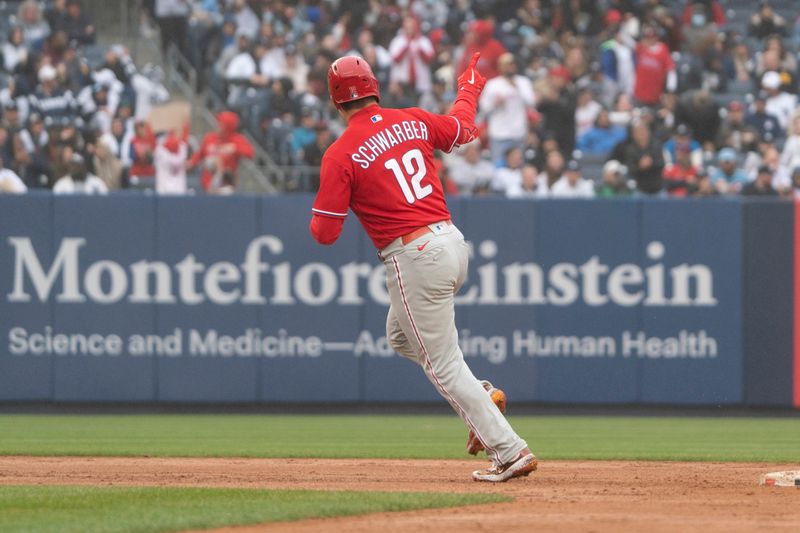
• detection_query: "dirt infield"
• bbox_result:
[1,457,799,532]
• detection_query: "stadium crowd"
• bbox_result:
[4,0,800,198]
[138,0,800,198]
[0,0,204,194]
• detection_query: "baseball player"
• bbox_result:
[310,53,536,482]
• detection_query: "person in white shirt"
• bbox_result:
[574,86,603,139]
[550,160,595,198]
[445,143,495,195]
[2,27,28,73]
[388,16,435,93]
[155,132,188,194]
[479,53,536,165]
[225,39,275,110]
[506,164,546,198]
[53,154,108,195]
[762,71,797,131]
[780,110,800,180]
[0,166,26,193]
[492,146,525,195]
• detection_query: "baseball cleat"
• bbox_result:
[472,452,538,483]
[466,380,507,455]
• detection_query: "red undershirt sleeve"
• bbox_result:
[310,156,352,245]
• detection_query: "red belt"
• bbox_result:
[400,220,452,245]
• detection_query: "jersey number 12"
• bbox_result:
[384,148,432,204]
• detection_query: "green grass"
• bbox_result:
[0,485,507,533]
[0,414,798,462]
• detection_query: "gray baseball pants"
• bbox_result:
[379,221,528,465]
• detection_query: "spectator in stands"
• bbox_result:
[29,65,79,126]
[662,144,698,197]
[92,135,123,191]
[155,129,188,194]
[681,2,719,58]
[283,45,311,94]
[3,27,28,73]
[154,0,189,56]
[19,112,47,154]
[550,160,594,198]
[742,130,776,180]
[748,1,787,40]
[53,153,107,194]
[388,16,435,94]
[574,86,602,140]
[348,29,391,79]
[724,34,752,83]
[290,109,318,161]
[780,111,800,175]
[2,101,24,135]
[681,0,725,27]
[600,24,636,97]
[187,110,254,192]
[761,71,797,130]
[717,101,752,151]
[446,143,495,196]
[675,89,720,148]
[742,164,778,196]
[663,124,702,167]
[596,159,631,197]
[458,20,506,81]
[746,90,783,139]
[537,149,566,193]
[187,0,223,76]
[710,147,749,193]
[418,75,450,115]
[18,0,50,49]
[224,35,264,107]
[128,120,156,187]
[0,157,26,193]
[753,37,797,93]
[506,164,542,199]
[51,0,95,46]
[104,116,132,168]
[537,65,577,158]
[303,125,332,168]
[492,146,524,196]
[693,167,718,197]
[480,53,536,166]
[585,61,618,110]
[609,92,634,127]
[623,119,665,194]
[633,26,676,107]
[131,64,169,121]
[101,45,136,85]
[576,110,627,156]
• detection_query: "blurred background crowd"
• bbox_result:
[2,0,800,198]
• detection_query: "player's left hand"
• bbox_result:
[457,53,487,94]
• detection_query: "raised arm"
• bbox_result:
[449,53,487,146]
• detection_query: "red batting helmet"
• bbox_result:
[327,56,380,109]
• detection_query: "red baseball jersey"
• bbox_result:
[633,42,674,105]
[312,104,460,249]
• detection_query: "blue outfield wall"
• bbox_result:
[0,194,794,406]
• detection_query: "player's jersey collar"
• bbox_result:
[348,103,382,124]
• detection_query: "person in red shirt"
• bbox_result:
[310,54,536,483]
[457,20,507,80]
[187,111,255,192]
[662,144,698,197]
[633,26,676,106]
[128,121,156,186]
